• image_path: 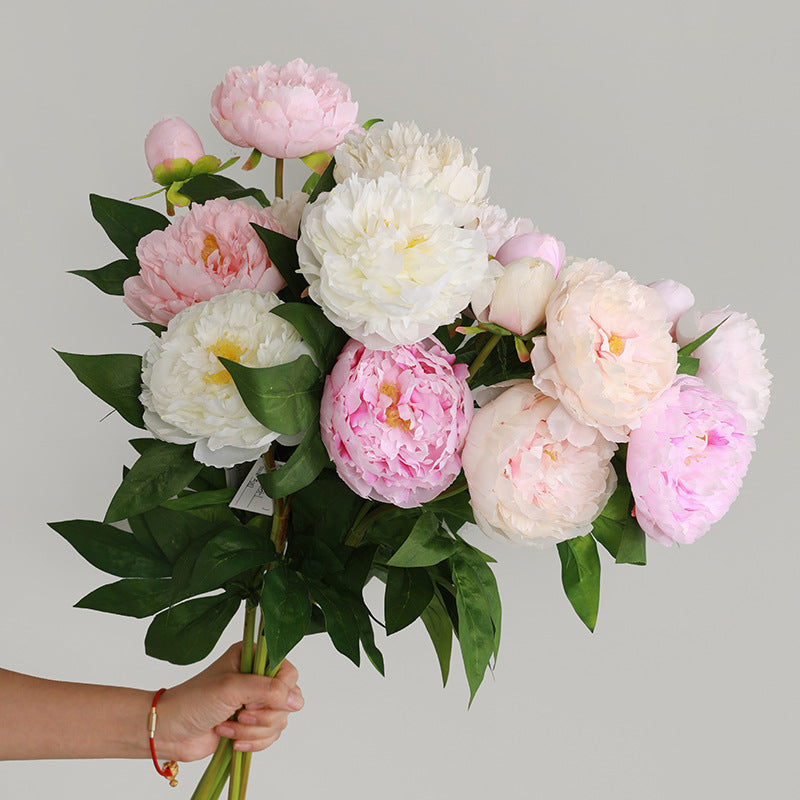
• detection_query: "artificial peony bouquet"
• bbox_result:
[52,57,771,799]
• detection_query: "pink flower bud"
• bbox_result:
[145,117,206,176]
[495,232,566,274]
[649,279,694,338]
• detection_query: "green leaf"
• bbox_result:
[467,334,534,387]
[129,504,217,563]
[615,516,647,566]
[75,578,175,618]
[451,552,495,704]
[56,351,144,428]
[362,118,383,130]
[422,482,474,533]
[677,317,729,357]
[258,424,329,499]
[290,535,344,582]
[69,259,140,296]
[190,526,275,592]
[598,474,632,521]
[301,172,320,194]
[351,598,384,675]
[49,519,171,578]
[387,513,456,568]
[180,173,269,207]
[104,442,203,523]
[89,194,169,260]
[221,354,320,436]
[385,567,435,635]
[420,590,453,686]
[677,354,700,375]
[307,158,336,203]
[453,544,502,660]
[260,564,312,665]
[591,515,624,559]
[162,487,237,511]
[557,534,601,632]
[134,322,166,336]
[270,303,348,375]
[310,583,361,666]
[145,594,240,664]
[251,224,305,299]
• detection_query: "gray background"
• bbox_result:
[1,1,797,798]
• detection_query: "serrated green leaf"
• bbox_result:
[89,194,169,260]
[270,303,348,375]
[258,423,330,500]
[384,567,435,635]
[307,158,336,203]
[69,258,140,296]
[421,589,453,686]
[388,513,455,568]
[221,355,320,436]
[56,351,144,428]
[557,534,601,632]
[105,442,203,523]
[49,519,171,578]
[260,564,311,665]
[251,224,305,299]
[180,173,269,207]
[145,594,240,664]
[75,578,175,618]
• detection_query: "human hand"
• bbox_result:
[155,643,303,762]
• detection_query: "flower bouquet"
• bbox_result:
[51,57,771,799]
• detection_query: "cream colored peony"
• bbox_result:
[333,121,490,227]
[297,174,490,349]
[531,259,678,442]
[462,381,617,547]
[140,290,312,468]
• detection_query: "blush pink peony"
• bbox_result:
[627,375,755,546]
[462,381,617,547]
[320,338,473,508]
[144,117,206,179]
[531,258,678,442]
[677,308,771,436]
[123,198,287,326]
[210,58,359,159]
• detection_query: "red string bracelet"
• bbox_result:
[149,688,179,787]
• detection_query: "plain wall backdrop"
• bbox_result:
[1,1,797,798]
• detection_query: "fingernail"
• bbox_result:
[217,724,235,738]
[238,712,257,725]
[234,741,253,751]
[288,689,304,710]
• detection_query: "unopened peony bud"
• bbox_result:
[145,118,207,183]
[649,279,694,338]
[487,257,557,336]
[495,232,566,273]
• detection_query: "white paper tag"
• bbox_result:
[228,459,275,516]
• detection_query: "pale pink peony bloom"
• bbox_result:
[462,381,617,547]
[531,258,678,442]
[464,203,535,257]
[495,232,566,273]
[144,117,206,177]
[123,198,287,326]
[649,278,694,338]
[677,308,771,436]
[320,338,473,508]
[210,58,359,159]
[627,374,755,546]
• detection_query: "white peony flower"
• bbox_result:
[140,289,312,468]
[297,174,490,349]
[677,308,771,436]
[333,121,490,226]
[463,203,535,257]
[462,381,617,547]
[531,258,678,442]
[270,190,309,238]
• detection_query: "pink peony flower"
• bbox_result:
[320,338,473,508]
[649,278,694,338]
[531,258,678,442]
[144,117,206,179]
[462,381,617,547]
[123,198,287,326]
[495,232,566,273]
[210,58,359,159]
[627,375,755,545]
[677,308,771,436]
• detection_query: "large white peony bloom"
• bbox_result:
[140,290,312,468]
[531,258,678,442]
[297,174,490,350]
[333,121,490,227]
[462,381,617,547]
[677,308,771,436]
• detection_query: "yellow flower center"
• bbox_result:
[543,448,558,462]
[379,382,410,431]
[205,337,246,385]
[200,234,220,265]
[608,334,625,356]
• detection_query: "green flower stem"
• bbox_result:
[263,448,291,555]
[344,503,394,547]
[467,333,502,385]
[190,739,232,800]
[275,158,284,199]
[432,478,468,502]
[228,603,258,799]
